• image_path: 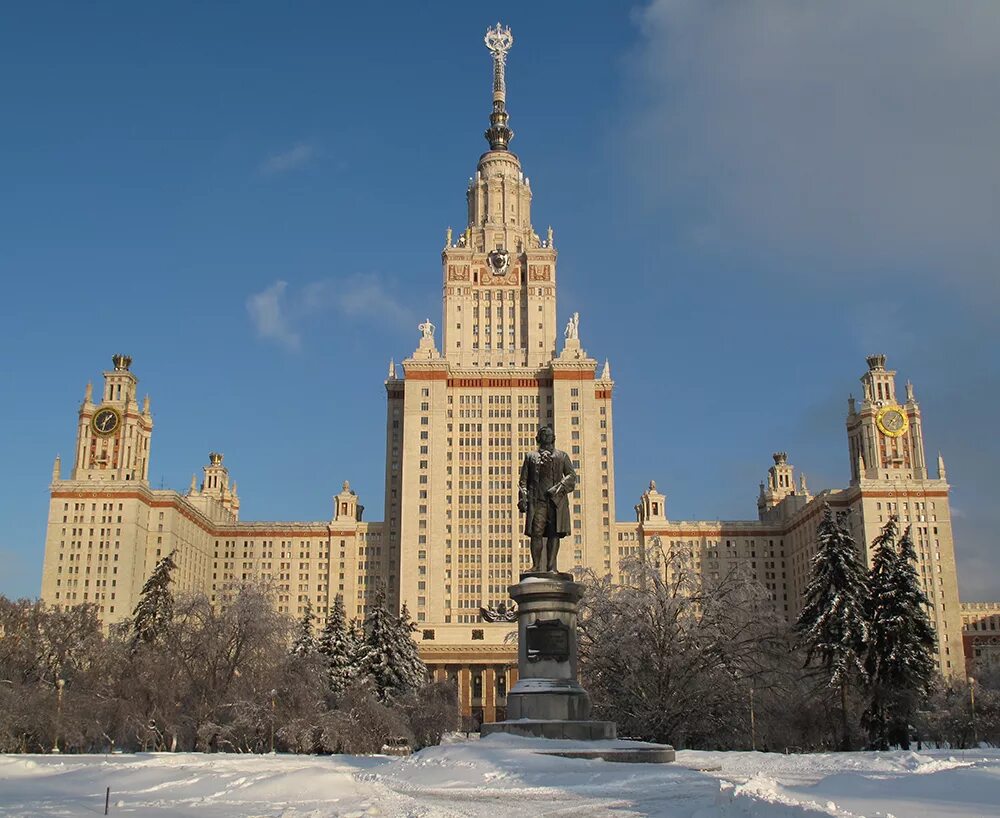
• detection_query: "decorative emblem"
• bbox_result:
[484,23,514,64]
[487,249,510,276]
[483,23,515,150]
[480,600,517,622]
[91,406,121,436]
[876,404,909,438]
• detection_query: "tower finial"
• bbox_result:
[484,23,514,151]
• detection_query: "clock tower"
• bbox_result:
[847,354,928,483]
[71,354,153,483]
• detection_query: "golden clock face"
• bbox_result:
[91,407,121,436]
[876,405,909,437]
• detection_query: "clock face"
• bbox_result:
[487,249,510,276]
[91,407,121,436]
[876,405,909,438]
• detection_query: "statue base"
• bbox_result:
[482,574,623,744]
[519,570,574,582]
[481,719,617,741]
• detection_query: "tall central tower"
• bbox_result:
[383,27,617,683]
[442,24,558,369]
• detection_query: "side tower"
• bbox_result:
[848,354,928,482]
[43,355,156,624]
[72,354,153,483]
[844,355,964,676]
[42,356,215,627]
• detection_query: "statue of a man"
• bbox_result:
[517,425,577,574]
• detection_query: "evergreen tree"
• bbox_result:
[127,550,177,651]
[862,515,899,749]
[290,600,317,656]
[795,504,869,749]
[317,595,354,700]
[357,587,427,701]
[395,602,428,692]
[864,521,937,749]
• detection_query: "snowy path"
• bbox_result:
[1,737,999,817]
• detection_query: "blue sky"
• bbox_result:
[2,1,998,601]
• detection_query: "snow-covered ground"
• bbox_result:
[2,735,998,817]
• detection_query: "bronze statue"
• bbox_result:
[517,426,577,574]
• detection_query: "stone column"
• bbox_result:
[458,666,472,717]
[483,666,497,723]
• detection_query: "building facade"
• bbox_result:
[40,26,987,722]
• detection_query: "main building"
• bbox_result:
[40,25,993,723]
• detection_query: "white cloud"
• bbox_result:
[627,0,1000,302]
[247,275,415,350]
[322,274,414,327]
[258,143,315,175]
[246,280,301,350]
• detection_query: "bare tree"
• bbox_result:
[578,541,789,748]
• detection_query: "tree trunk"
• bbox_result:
[840,682,851,751]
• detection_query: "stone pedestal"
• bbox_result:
[481,574,617,741]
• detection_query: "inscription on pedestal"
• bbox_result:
[525,618,570,662]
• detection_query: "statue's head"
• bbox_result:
[536,425,555,450]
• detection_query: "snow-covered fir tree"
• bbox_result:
[317,594,356,700]
[395,602,428,692]
[864,520,937,749]
[289,600,317,656]
[127,549,177,651]
[795,503,869,748]
[862,515,899,748]
[348,616,365,650]
[356,587,427,701]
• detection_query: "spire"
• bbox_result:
[800,472,810,495]
[84,381,93,404]
[601,359,611,380]
[483,23,514,151]
[937,452,947,480]
[857,451,866,481]
[52,454,61,482]
[189,473,197,493]
[142,394,151,414]
[388,358,396,379]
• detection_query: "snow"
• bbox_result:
[2,736,999,817]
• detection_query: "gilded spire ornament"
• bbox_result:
[484,23,514,150]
